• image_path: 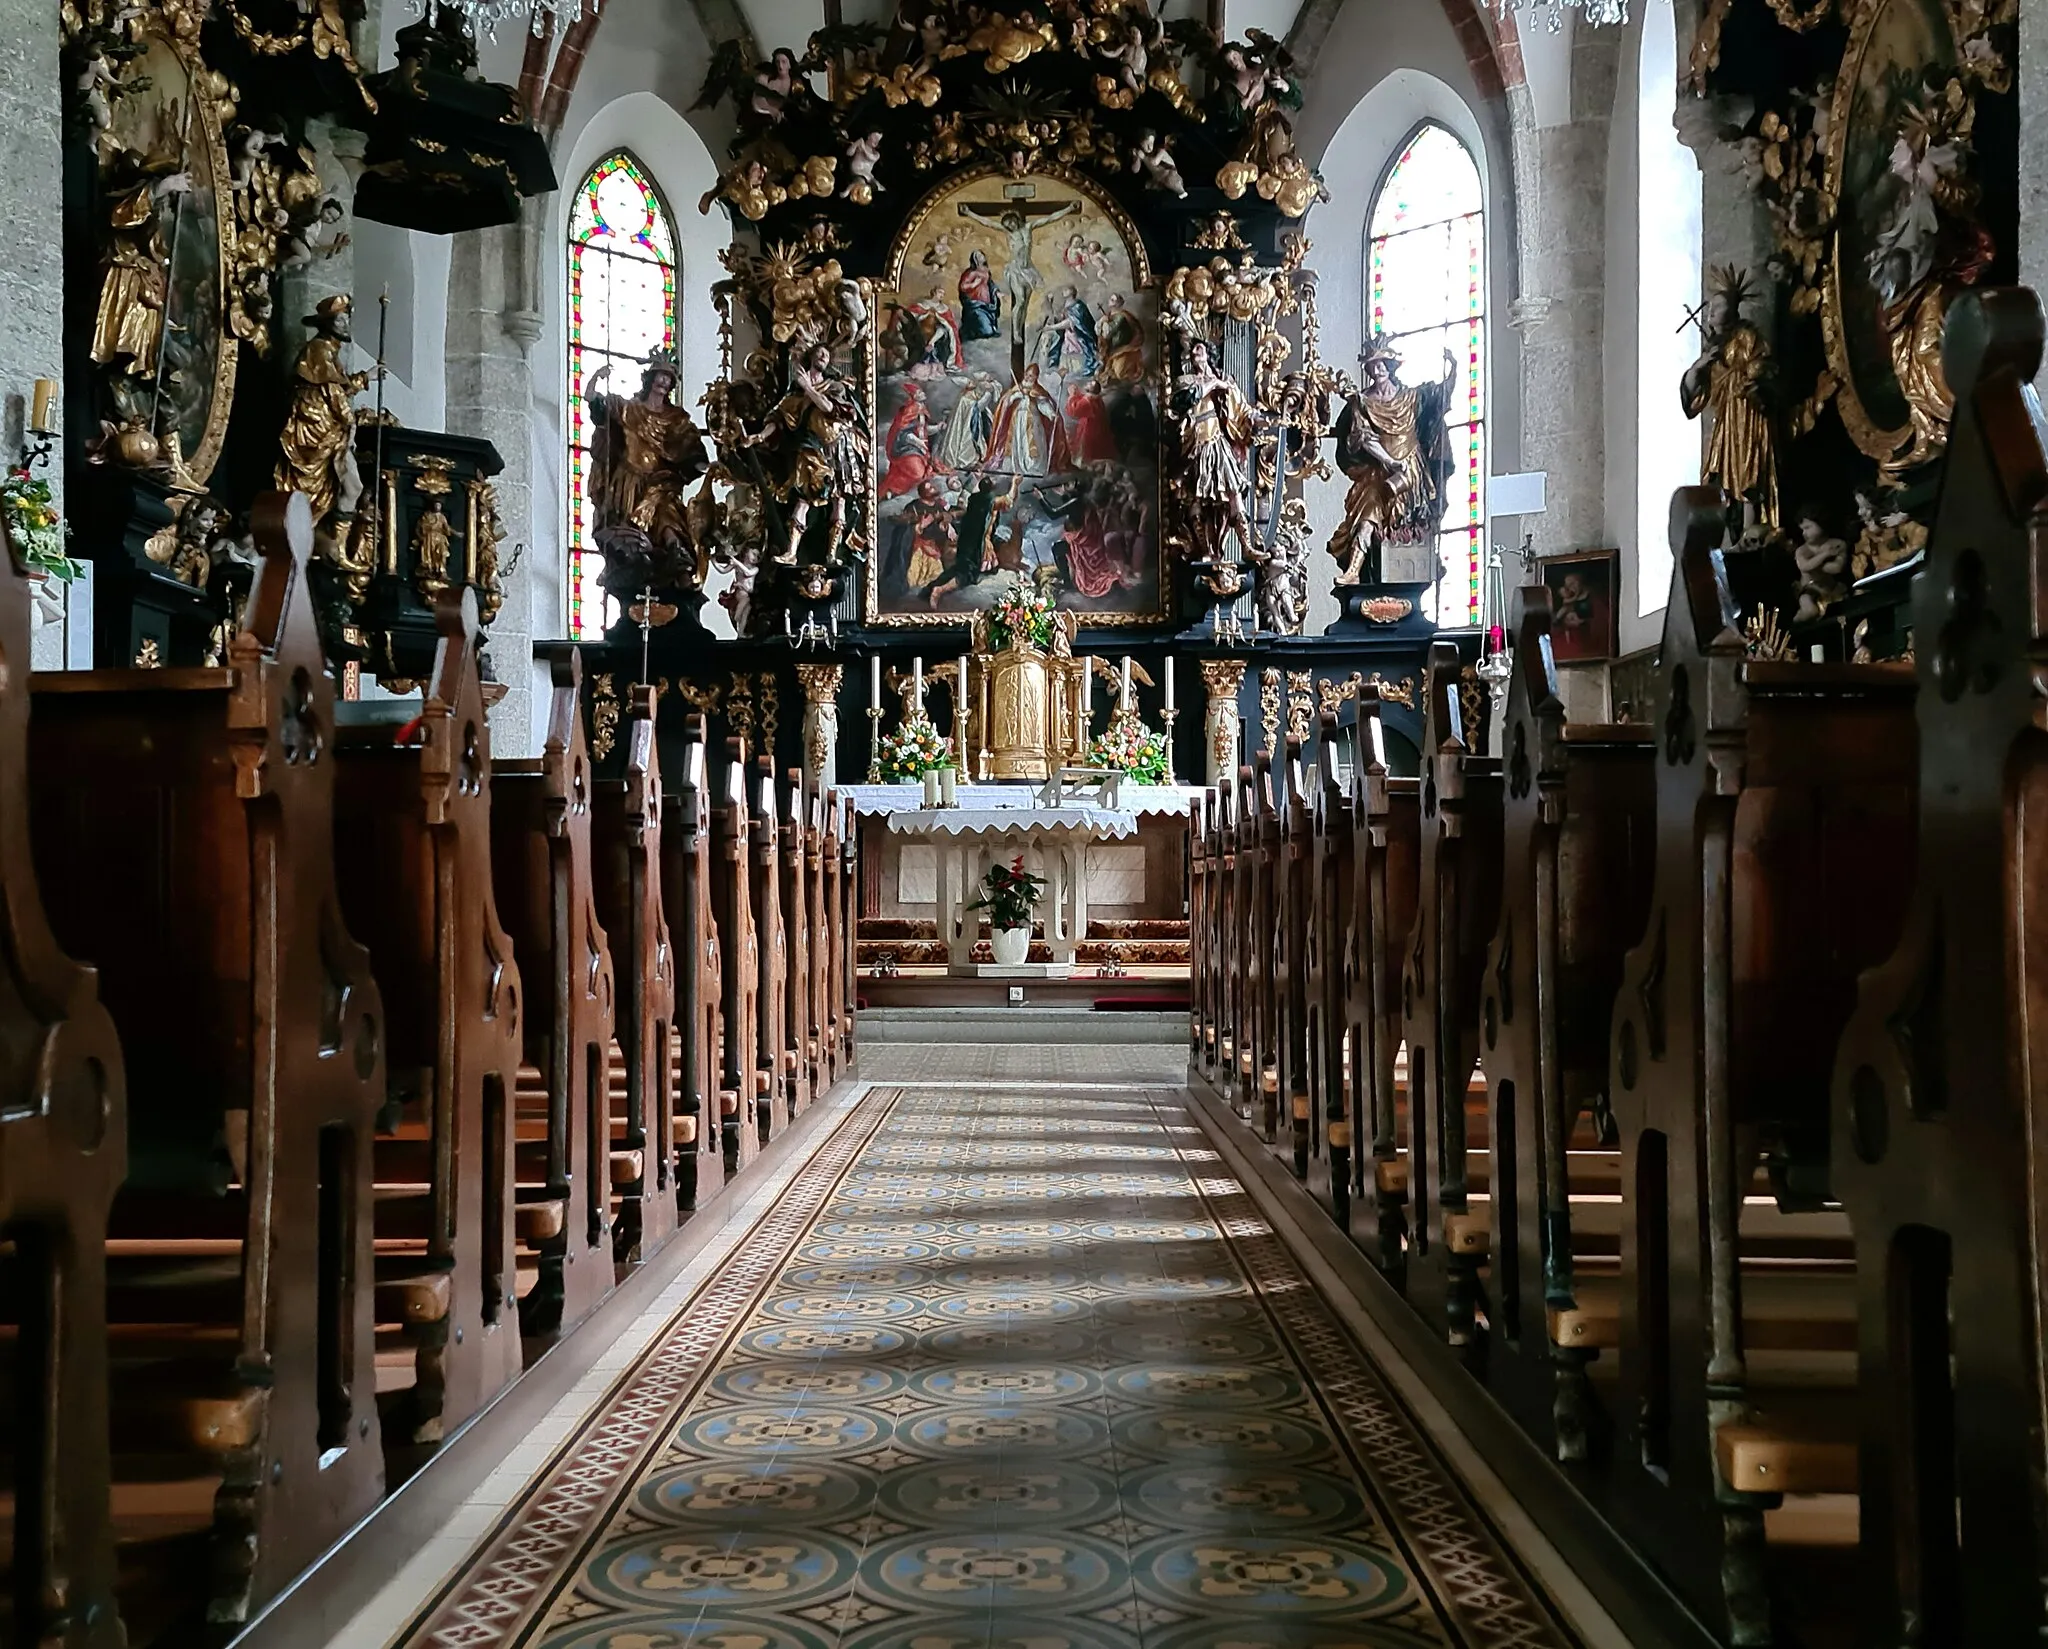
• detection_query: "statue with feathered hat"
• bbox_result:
[1327,329,1456,586]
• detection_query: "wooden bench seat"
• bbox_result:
[490,652,618,1342]
[334,591,524,1460]
[27,496,385,1631]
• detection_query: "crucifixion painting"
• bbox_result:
[871,171,1165,628]
[957,194,1081,379]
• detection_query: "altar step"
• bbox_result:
[857,917,1190,972]
[858,1005,1188,1044]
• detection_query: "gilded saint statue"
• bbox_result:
[746,342,869,566]
[1681,267,1780,532]
[275,295,370,528]
[1329,333,1456,586]
[1173,337,1258,563]
[584,347,712,602]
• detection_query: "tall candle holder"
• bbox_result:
[866,704,883,782]
[1160,705,1180,784]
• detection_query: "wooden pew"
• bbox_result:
[1396,643,1506,1357]
[776,770,815,1123]
[592,686,680,1265]
[0,510,130,1649]
[1189,790,1214,1073]
[659,716,725,1215]
[1303,714,1354,1209]
[1228,757,1277,1122]
[1829,287,2048,1642]
[799,781,831,1098]
[709,742,759,1177]
[333,591,525,1460]
[29,494,385,1631]
[832,789,858,1076]
[1601,490,1915,1642]
[749,759,793,1141]
[489,652,618,1341]
[1472,589,1655,1462]
[1345,689,1421,1274]
[1272,736,1315,1173]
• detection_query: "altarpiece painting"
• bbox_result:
[868,169,1162,627]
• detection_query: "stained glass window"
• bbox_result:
[568,150,678,640]
[1368,123,1486,628]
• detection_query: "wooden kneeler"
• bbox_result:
[0,511,130,1649]
[31,494,386,1628]
[593,686,680,1264]
[333,590,525,1455]
[490,651,617,1341]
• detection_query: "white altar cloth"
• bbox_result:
[884,802,1146,977]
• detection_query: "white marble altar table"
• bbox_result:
[883,802,1145,977]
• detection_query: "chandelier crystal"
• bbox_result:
[410,0,586,39]
[1492,0,1630,29]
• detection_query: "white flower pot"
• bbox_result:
[992,926,1031,966]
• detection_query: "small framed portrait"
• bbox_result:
[1540,549,1619,663]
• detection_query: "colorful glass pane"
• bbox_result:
[567,151,679,641]
[1368,122,1486,628]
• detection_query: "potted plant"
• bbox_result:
[0,467,84,584]
[970,854,1045,966]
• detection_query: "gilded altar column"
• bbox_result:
[796,663,843,793]
[1199,660,1247,792]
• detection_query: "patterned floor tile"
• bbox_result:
[395,1085,1579,1649]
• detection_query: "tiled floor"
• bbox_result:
[385,1081,1586,1649]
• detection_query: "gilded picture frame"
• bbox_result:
[99,26,239,486]
[1821,0,1962,470]
[863,163,1168,631]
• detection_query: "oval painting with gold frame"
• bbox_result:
[1823,0,1969,470]
[99,29,237,485]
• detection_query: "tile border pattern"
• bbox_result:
[1155,1092,1581,1649]
[397,1087,903,1648]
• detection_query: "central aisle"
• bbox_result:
[398,1083,1582,1648]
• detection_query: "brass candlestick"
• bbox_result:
[867,704,883,782]
[1160,705,1180,785]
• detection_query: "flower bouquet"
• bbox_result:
[987,575,1057,653]
[969,854,1046,964]
[0,468,83,582]
[879,717,951,781]
[1087,716,1169,785]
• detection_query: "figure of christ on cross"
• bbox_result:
[957,194,1082,379]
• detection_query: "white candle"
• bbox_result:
[939,767,957,806]
[923,768,941,807]
[870,653,881,708]
[957,654,969,714]
[1082,661,1092,719]
[1120,655,1132,711]
[1165,655,1175,712]
[912,656,923,706]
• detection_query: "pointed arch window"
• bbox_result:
[1368,122,1486,628]
[568,150,678,640]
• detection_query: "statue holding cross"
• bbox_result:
[958,194,1082,377]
